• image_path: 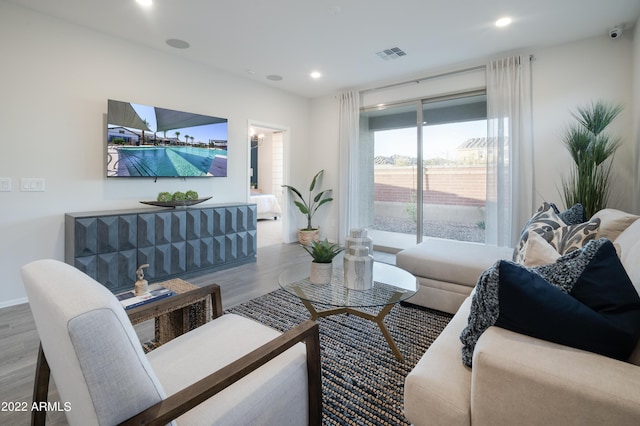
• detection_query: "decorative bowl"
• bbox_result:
[139,196,212,208]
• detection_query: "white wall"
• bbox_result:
[532,34,634,211]
[305,95,341,241]
[257,133,274,194]
[1,3,637,307]
[309,33,638,247]
[633,17,640,212]
[0,3,310,307]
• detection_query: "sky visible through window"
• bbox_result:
[374,120,487,160]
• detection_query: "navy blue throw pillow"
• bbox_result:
[496,243,640,361]
[570,241,640,347]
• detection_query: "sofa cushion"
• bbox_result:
[147,314,309,425]
[592,208,639,241]
[622,244,640,297]
[613,217,640,263]
[396,237,513,287]
[404,297,473,426]
[514,202,566,263]
[460,239,640,366]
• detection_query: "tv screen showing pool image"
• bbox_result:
[107,99,228,177]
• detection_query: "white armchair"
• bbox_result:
[22,259,322,426]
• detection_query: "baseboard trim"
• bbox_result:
[0,297,28,309]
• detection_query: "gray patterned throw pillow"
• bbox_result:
[539,218,601,255]
[514,203,566,263]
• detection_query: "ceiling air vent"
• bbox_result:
[376,47,407,61]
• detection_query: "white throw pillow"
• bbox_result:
[521,231,561,267]
[612,218,640,264]
[592,209,639,241]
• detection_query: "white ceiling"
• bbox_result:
[7,0,640,98]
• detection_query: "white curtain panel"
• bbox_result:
[485,55,534,247]
[338,91,361,242]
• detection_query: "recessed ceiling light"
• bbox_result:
[495,17,512,27]
[310,71,322,79]
[166,39,190,49]
[136,0,152,7]
[266,74,283,81]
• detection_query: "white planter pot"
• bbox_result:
[309,262,333,284]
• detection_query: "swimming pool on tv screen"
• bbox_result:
[116,147,227,177]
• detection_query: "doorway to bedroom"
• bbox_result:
[249,123,286,248]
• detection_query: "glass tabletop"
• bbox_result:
[278,261,418,308]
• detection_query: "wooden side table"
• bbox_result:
[127,280,222,349]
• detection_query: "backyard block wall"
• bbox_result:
[374,165,486,207]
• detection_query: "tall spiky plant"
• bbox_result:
[560,100,623,218]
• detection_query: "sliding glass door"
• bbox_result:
[362,102,419,249]
[421,94,487,243]
[362,93,487,249]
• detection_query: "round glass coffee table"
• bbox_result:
[279,261,417,360]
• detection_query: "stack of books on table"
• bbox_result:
[116,284,176,310]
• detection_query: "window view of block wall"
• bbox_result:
[362,94,488,245]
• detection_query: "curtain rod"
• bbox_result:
[359,64,486,95]
[359,54,534,95]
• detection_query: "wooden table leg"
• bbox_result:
[31,343,50,426]
[344,296,405,361]
[208,284,223,319]
[292,285,407,361]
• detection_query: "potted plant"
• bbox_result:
[559,100,623,218]
[282,169,333,245]
[302,239,344,284]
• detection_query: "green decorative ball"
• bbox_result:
[172,191,186,201]
[157,192,172,202]
[185,190,199,200]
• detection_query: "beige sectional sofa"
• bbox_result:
[396,238,513,314]
[398,209,640,425]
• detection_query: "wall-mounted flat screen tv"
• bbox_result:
[107,99,228,177]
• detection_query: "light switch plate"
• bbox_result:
[0,177,11,192]
[20,178,46,192]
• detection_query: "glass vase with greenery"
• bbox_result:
[560,100,623,219]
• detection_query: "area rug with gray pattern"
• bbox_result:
[226,289,453,425]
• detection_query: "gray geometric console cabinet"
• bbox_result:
[65,203,257,294]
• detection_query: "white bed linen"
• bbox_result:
[249,194,282,219]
